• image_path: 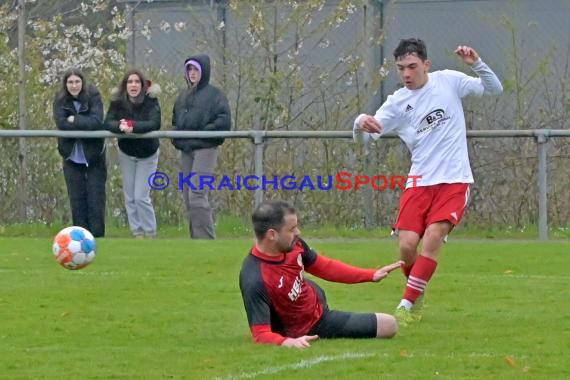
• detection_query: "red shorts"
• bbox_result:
[393,183,470,237]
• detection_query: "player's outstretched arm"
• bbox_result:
[372,260,404,282]
[282,335,319,349]
[454,45,503,95]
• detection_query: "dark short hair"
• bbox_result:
[393,38,428,61]
[252,200,296,239]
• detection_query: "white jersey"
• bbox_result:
[354,59,502,188]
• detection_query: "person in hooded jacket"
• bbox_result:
[172,54,231,239]
[105,69,161,239]
[53,68,107,238]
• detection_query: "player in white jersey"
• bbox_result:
[353,38,503,326]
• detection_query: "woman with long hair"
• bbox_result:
[52,68,107,237]
[105,69,161,239]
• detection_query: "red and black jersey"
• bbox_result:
[239,238,376,345]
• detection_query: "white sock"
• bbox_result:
[398,299,413,310]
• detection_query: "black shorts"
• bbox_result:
[308,309,377,339]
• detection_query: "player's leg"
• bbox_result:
[393,187,429,277]
[398,230,421,277]
[375,313,397,338]
[422,221,453,259]
[399,184,470,322]
[392,187,430,326]
[402,221,452,304]
[309,310,395,340]
[395,230,423,326]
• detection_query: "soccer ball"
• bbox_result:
[52,226,96,270]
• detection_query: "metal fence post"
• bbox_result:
[252,131,265,207]
[363,144,374,229]
[536,130,549,240]
[126,4,136,67]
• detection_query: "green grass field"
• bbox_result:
[1,237,569,379]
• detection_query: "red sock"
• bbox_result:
[403,255,437,304]
[401,263,414,278]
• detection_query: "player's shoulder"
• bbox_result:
[239,254,264,288]
[433,69,469,80]
[389,86,409,99]
[430,70,472,93]
[295,238,319,266]
[295,237,309,249]
[240,253,261,276]
[295,238,316,254]
[384,88,410,111]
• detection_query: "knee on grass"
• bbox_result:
[376,313,397,338]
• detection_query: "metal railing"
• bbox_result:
[2,128,567,240]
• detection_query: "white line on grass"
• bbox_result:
[218,352,376,380]
[439,273,570,280]
[217,351,527,379]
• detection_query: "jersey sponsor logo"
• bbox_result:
[288,272,304,301]
[288,255,305,301]
[417,108,451,135]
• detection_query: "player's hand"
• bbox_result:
[454,45,480,66]
[282,335,319,349]
[372,260,404,282]
[358,115,383,134]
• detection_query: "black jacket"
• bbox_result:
[52,85,106,164]
[171,54,231,152]
[104,85,161,158]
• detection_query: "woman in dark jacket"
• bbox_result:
[52,68,107,237]
[105,69,161,239]
[172,54,231,239]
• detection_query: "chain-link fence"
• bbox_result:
[0,0,569,232]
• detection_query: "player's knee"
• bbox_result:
[376,313,397,339]
[425,221,452,241]
[399,241,418,263]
